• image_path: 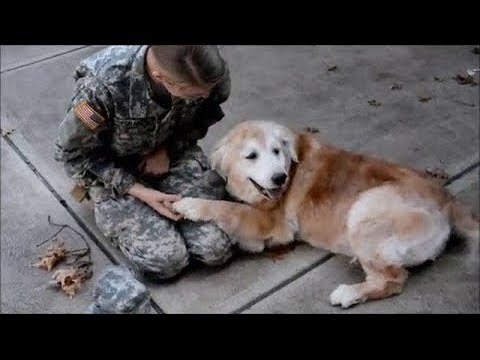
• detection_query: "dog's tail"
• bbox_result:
[447,199,479,242]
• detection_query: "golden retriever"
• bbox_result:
[173,120,479,308]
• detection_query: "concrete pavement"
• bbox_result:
[1,45,478,313]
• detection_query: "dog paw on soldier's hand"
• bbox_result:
[172,197,204,221]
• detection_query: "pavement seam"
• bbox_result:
[150,299,164,314]
[1,46,90,74]
[231,253,334,314]
[444,161,480,187]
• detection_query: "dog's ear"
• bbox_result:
[209,138,228,179]
[277,126,298,163]
[283,138,298,163]
[209,120,247,179]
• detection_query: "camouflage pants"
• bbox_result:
[92,146,233,279]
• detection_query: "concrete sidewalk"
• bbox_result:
[1,45,478,313]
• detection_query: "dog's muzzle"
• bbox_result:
[248,177,284,200]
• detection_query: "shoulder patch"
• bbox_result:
[74,100,105,130]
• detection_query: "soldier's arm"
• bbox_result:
[54,76,137,197]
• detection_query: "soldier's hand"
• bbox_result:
[147,191,184,221]
[138,147,170,177]
[128,183,183,221]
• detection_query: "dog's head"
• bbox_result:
[210,120,298,205]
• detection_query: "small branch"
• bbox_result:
[45,216,92,263]
[36,226,65,247]
[65,248,89,255]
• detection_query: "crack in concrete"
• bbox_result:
[1,46,90,74]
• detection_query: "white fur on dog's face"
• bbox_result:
[210,120,298,204]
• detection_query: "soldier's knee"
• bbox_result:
[93,197,121,239]
[200,245,232,266]
[189,229,233,266]
[146,242,189,279]
[121,235,190,280]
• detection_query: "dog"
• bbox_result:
[173,120,479,308]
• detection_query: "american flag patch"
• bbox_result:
[74,100,105,130]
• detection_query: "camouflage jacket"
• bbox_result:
[54,46,230,198]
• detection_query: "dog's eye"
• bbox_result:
[246,152,258,160]
[273,148,280,155]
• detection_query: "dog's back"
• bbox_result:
[286,132,479,252]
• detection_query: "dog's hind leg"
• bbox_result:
[329,262,408,308]
[330,185,451,308]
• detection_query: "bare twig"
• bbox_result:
[37,216,92,265]
[36,226,65,247]
[46,216,91,261]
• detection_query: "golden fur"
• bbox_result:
[173,120,479,308]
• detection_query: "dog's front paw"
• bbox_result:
[172,197,206,222]
[237,239,265,253]
[329,284,364,309]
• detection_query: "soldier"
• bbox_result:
[55,45,233,280]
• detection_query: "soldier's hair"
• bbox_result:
[149,45,227,86]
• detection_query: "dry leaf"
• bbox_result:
[35,216,94,298]
[70,184,87,203]
[368,99,381,107]
[264,242,298,261]
[425,167,450,181]
[454,100,475,107]
[52,266,92,298]
[434,77,445,82]
[418,96,432,103]
[327,65,338,72]
[453,74,478,86]
[467,68,479,77]
[1,128,15,136]
[34,243,66,271]
[391,83,403,90]
[303,127,320,134]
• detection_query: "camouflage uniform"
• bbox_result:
[55,46,233,279]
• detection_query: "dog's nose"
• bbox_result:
[272,173,287,186]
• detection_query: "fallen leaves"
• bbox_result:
[32,216,93,298]
[425,167,450,183]
[434,77,445,82]
[303,127,320,134]
[368,99,381,107]
[70,184,88,203]
[418,96,432,103]
[322,59,338,72]
[50,265,93,298]
[391,83,403,90]
[453,73,478,86]
[1,128,16,136]
[33,243,66,271]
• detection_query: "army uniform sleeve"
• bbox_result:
[166,69,231,156]
[54,76,137,197]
